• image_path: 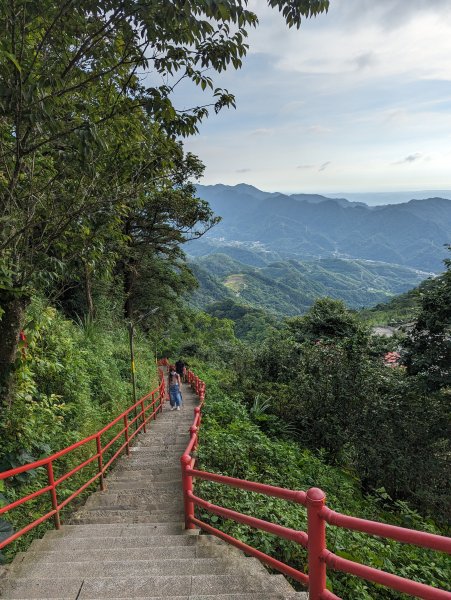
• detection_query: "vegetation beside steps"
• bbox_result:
[192,364,450,599]
[0,380,307,600]
[0,299,157,562]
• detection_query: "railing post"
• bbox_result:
[307,487,327,600]
[141,399,146,433]
[46,461,61,530]
[181,454,195,529]
[190,425,198,451]
[124,414,130,456]
[96,434,105,491]
[152,391,157,420]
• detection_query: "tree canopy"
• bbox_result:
[0,0,330,404]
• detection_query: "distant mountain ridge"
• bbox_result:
[194,184,451,272]
[329,190,451,206]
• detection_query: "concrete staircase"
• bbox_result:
[0,381,307,599]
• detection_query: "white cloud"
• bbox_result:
[180,2,451,193]
[249,128,274,136]
[305,125,333,134]
[248,4,451,84]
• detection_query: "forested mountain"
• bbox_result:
[194,184,451,271]
[189,253,431,316]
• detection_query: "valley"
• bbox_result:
[187,184,447,317]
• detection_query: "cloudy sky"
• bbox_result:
[176,0,451,194]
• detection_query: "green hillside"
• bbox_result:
[189,253,430,317]
[358,282,426,326]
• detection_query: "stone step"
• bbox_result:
[68,515,157,525]
[9,558,252,579]
[18,540,263,565]
[114,458,183,468]
[44,523,189,538]
[75,511,184,523]
[85,502,183,513]
[83,498,183,511]
[70,508,151,520]
[106,480,183,491]
[111,466,182,475]
[115,473,182,482]
[84,488,182,503]
[85,595,305,600]
[112,464,182,479]
[121,449,184,457]
[134,427,189,433]
[103,476,183,486]
[133,442,188,449]
[15,546,198,564]
[82,498,183,510]
[116,454,183,461]
[1,573,298,599]
[1,594,305,600]
[128,441,187,447]
[122,455,184,464]
[30,534,198,552]
[135,433,188,439]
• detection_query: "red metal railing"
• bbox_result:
[0,362,168,550]
[181,369,451,600]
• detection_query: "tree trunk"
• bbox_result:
[123,263,134,320]
[83,261,95,319]
[0,292,27,409]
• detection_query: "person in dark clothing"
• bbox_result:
[175,359,185,382]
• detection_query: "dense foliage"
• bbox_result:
[251,297,450,520]
[0,0,330,407]
[0,297,157,560]
[404,247,451,391]
[193,363,450,599]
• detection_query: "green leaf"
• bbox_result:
[1,50,22,72]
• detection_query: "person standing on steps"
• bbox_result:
[175,358,186,383]
[168,364,183,411]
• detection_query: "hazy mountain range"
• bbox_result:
[192,184,451,272]
[185,184,450,315]
[328,190,451,206]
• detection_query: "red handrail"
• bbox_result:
[0,361,169,551]
[181,368,451,600]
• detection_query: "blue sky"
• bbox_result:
[176,0,451,194]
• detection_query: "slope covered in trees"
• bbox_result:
[189,253,429,315]
[163,260,451,598]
